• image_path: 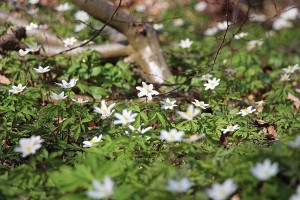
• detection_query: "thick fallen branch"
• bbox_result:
[42,42,134,58]
[0,24,131,58]
[0,0,171,83]
[72,0,170,83]
[0,26,27,51]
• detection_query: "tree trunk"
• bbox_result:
[71,0,170,84]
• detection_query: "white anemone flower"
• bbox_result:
[114,109,137,125]
[192,99,209,109]
[86,177,114,199]
[206,179,238,200]
[50,91,68,101]
[83,135,102,148]
[33,66,50,73]
[288,135,300,148]
[247,40,263,51]
[204,78,220,90]
[280,7,299,21]
[167,177,192,193]
[194,1,207,12]
[153,23,164,31]
[160,129,184,142]
[216,21,231,31]
[19,43,41,56]
[160,98,178,110]
[237,106,256,116]
[272,17,293,30]
[56,78,78,89]
[9,84,26,94]
[282,64,299,74]
[221,124,239,133]
[204,27,218,36]
[233,32,248,40]
[74,23,87,32]
[55,3,71,12]
[290,185,300,200]
[74,10,89,22]
[173,18,184,27]
[26,43,41,53]
[177,105,200,121]
[250,159,279,181]
[136,82,159,100]
[94,100,116,119]
[280,74,290,81]
[135,4,146,13]
[179,38,193,49]
[28,0,39,5]
[19,49,30,56]
[15,136,44,157]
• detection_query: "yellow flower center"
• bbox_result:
[77,98,84,103]
[101,107,108,113]
[25,145,33,152]
[90,138,97,144]
[227,125,233,131]
[124,115,130,121]
[145,86,151,93]
[185,111,193,118]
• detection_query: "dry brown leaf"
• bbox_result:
[287,92,300,109]
[295,88,300,93]
[0,74,11,85]
[266,125,278,140]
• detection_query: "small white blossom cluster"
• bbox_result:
[25,22,39,31]
[179,38,193,49]
[55,3,71,12]
[204,21,232,36]
[246,39,263,51]
[194,1,207,12]
[173,18,184,27]
[63,37,78,47]
[74,10,89,32]
[233,32,248,40]
[28,0,39,5]
[280,64,299,82]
